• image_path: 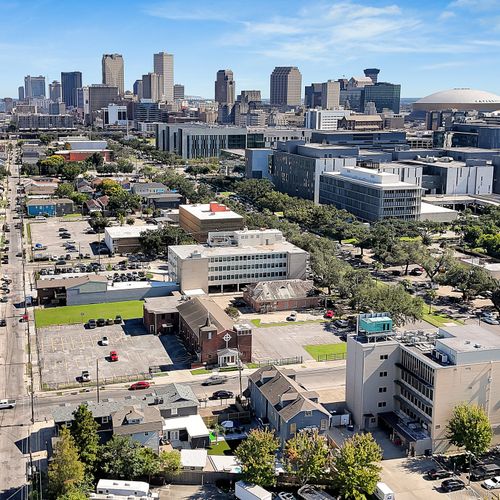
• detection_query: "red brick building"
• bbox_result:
[177,296,252,366]
[243,279,321,313]
[54,149,112,162]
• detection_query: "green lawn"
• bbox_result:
[422,307,463,327]
[207,439,231,456]
[304,343,347,359]
[62,213,83,220]
[35,300,143,328]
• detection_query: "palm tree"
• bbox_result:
[426,289,438,314]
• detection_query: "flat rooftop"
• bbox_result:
[420,201,458,214]
[179,203,243,221]
[323,167,422,189]
[104,225,158,239]
[438,324,500,353]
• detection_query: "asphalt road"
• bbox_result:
[0,143,32,499]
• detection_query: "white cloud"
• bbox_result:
[448,0,499,10]
[420,61,467,70]
[439,10,456,19]
[145,2,234,21]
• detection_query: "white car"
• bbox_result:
[483,317,500,325]
[0,399,16,409]
[483,476,500,489]
[100,337,109,346]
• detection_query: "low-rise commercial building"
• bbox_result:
[346,313,500,455]
[245,148,273,180]
[104,225,158,254]
[26,198,74,217]
[179,202,244,242]
[131,182,169,196]
[168,229,309,293]
[310,130,407,149]
[319,167,423,221]
[15,114,75,130]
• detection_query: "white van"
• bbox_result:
[374,482,395,500]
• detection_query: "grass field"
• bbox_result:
[422,307,463,327]
[207,439,231,455]
[304,343,347,359]
[35,300,144,328]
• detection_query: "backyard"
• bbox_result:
[34,300,144,327]
[207,438,243,456]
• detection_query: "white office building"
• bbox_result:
[305,109,350,131]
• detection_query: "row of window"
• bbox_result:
[209,271,287,281]
[209,262,287,272]
[401,370,434,401]
[401,350,435,385]
[209,254,287,263]
[399,386,433,417]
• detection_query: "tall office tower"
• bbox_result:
[215,69,235,105]
[363,82,401,113]
[238,90,261,103]
[102,54,124,95]
[153,52,174,102]
[24,75,46,98]
[133,79,143,99]
[321,80,340,109]
[18,86,25,100]
[270,66,302,107]
[61,71,82,107]
[88,84,119,114]
[304,83,323,108]
[49,81,62,102]
[142,73,161,102]
[173,84,185,100]
[364,68,380,85]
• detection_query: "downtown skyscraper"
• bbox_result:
[61,71,82,108]
[270,66,302,107]
[153,52,174,102]
[102,54,124,95]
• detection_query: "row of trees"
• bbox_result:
[235,428,382,499]
[139,226,195,257]
[48,404,180,499]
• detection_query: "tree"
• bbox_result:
[235,428,279,487]
[186,165,211,178]
[425,289,438,314]
[159,450,181,476]
[61,163,84,181]
[48,427,85,498]
[137,446,160,482]
[56,488,88,500]
[284,429,330,486]
[56,183,76,199]
[446,403,492,456]
[418,248,455,284]
[99,436,147,480]
[70,404,100,470]
[139,226,195,256]
[386,240,425,275]
[331,433,382,500]
[444,264,496,302]
[86,152,104,167]
[225,305,240,319]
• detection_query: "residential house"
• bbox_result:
[26,198,74,217]
[24,178,59,196]
[75,178,95,195]
[84,195,109,215]
[243,279,321,313]
[131,182,169,196]
[247,366,331,445]
[177,295,252,366]
[144,192,184,210]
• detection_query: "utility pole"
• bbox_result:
[96,358,100,403]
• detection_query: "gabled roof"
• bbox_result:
[111,405,163,435]
[245,279,316,302]
[278,394,330,422]
[177,296,233,337]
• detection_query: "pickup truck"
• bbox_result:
[0,399,16,409]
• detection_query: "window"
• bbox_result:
[304,410,312,417]
[207,332,212,340]
[320,419,328,430]
[380,354,388,360]
[289,423,297,435]
[378,387,387,393]
[171,407,177,416]
[378,402,387,408]
[379,371,387,377]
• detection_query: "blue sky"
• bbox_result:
[1,0,499,99]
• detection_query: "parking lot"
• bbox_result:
[381,457,478,499]
[39,320,173,389]
[29,217,101,262]
[251,322,344,362]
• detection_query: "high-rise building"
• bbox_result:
[102,54,124,95]
[321,80,340,110]
[238,90,261,103]
[88,84,119,115]
[133,79,143,99]
[24,75,46,98]
[153,52,174,102]
[18,86,25,101]
[49,81,62,102]
[61,71,82,108]
[270,67,302,107]
[173,84,185,100]
[363,83,401,113]
[304,83,322,108]
[215,70,235,105]
[364,68,380,84]
[142,73,161,102]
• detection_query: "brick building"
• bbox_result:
[177,295,252,366]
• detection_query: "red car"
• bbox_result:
[324,310,334,319]
[109,351,118,362]
[129,381,150,390]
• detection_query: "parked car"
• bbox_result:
[391,270,402,276]
[483,316,500,325]
[202,375,228,386]
[287,311,297,321]
[87,319,97,329]
[96,318,106,327]
[129,381,151,390]
[324,310,334,319]
[0,399,16,409]
[483,476,500,490]
[80,370,90,382]
[100,336,109,346]
[0,297,8,303]
[410,267,424,276]
[109,351,118,362]
[212,390,234,400]
[426,468,453,480]
[471,464,500,481]
[106,318,114,325]
[334,319,349,329]
[440,479,465,492]
[0,319,6,327]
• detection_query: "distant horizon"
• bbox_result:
[1,0,499,99]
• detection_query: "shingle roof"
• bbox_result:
[245,279,316,302]
[278,394,330,422]
[111,405,163,435]
[177,296,233,337]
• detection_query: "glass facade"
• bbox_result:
[363,83,401,113]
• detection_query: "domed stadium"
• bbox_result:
[413,88,500,112]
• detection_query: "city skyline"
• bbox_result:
[0,0,499,99]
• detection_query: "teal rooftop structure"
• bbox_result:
[359,312,392,334]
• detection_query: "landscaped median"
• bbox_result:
[304,343,347,361]
[34,300,143,328]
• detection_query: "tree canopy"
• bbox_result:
[70,404,100,471]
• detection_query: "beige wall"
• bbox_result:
[287,252,309,280]
[179,257,209,292]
